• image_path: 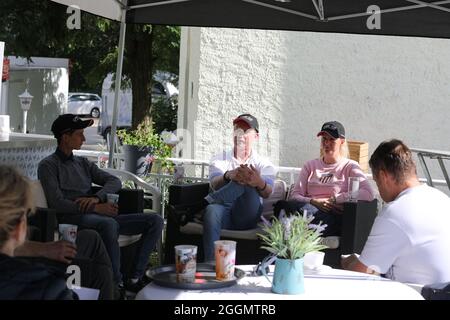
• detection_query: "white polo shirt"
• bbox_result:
[360,184,450,285]
[209,150,277,196]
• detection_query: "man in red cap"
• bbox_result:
[173,114,277,262]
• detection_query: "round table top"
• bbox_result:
[136,264,424,300]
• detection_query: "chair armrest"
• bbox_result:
[97,168,162,215]
[118,189,144,214]
[91,186,145,214]
[340,199,378,254]
[421,282,450,300]
[27,207,57,242]
[168,183,210,206]
[167,183,210,226]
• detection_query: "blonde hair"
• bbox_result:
[320,138,349,159]
[0,166,34,248]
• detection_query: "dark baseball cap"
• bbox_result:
[317,121,345,139]
[233,114,259,132]
[51,114,93,138]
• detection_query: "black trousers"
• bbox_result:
[19,230,115,300]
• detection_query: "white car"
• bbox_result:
[67,93,102,118]
[98,72,179,139]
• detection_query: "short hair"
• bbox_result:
[369,139,417,184]
[56,129,75,145]
[0,166,34,248]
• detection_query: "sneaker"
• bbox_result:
[321,236,340,249]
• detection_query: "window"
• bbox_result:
[152,82,166,96]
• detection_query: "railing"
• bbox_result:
[410,148,450,191]
[74,149,450,214]
[73,150,303,184]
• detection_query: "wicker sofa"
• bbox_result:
[163,181,378,268]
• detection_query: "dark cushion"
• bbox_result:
[118,189,144,214]
[168,183,210,206]
[422,282,450,300]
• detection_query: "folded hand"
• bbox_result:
[75,197,100,213]
[94,203,118,217]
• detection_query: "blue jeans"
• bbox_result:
[61,213,164,283]
[203,181,262,262]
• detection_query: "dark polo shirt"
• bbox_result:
[38,148,121,214]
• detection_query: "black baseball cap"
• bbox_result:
[51,114,93,138]
[317,121,345,139]
[233,114,259,132]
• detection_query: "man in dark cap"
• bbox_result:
[38,114,164,293]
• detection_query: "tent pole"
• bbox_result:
[108,2,127,168]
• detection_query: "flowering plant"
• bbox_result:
[258,211,327,260]
[117,122,173,171]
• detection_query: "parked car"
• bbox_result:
[98,72,178,140]
[67,93,102,118]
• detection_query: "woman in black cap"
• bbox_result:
[275,121,374,237]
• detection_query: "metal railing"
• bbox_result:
[74,148,450,212]
[410,148,450,191]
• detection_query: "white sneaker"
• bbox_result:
[321,236,340,249]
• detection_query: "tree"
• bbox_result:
[0,0,180,130]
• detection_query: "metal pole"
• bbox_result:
[437,157,450,191]
[417,153,434,187]
[108,3,127,168]
[22,110,27,134]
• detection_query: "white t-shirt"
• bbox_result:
[209,150,277,191]
[360,184,450,285]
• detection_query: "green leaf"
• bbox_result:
[258,213,328,260]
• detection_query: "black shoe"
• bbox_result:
[124,278,148,293]
[115,284,127,300]
[169,200,208,225]
[168,204,190,226]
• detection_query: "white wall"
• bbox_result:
[178,28,450,178]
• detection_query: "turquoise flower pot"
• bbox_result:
[272,258,305,294]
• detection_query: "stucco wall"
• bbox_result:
[178,27,450,180]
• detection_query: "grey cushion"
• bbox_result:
[180,222,261,240]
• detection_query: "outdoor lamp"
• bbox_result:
[18,88,33,134]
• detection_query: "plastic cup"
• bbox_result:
[58,224,78,244]
[175,245,197,283]
[214,240,236,281]
[348,177,360,202]
[106,193,119,205]
[303,251,325,270]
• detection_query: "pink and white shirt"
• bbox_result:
[289,158,375,204]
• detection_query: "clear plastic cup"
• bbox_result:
[214,240,236,281]
[348,177,360,202]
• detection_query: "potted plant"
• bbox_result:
[117,122,172,176]
[258,211,327,294]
